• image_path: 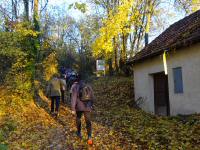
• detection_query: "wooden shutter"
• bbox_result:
[173,67,183,93]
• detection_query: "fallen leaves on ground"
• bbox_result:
[92,77,200,150]
[0,77,200,149]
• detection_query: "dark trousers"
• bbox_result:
[76,111,92,137]
[50,96,60,113]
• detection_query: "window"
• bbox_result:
[173,67,183,93]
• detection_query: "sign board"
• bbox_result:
[96,60,105,71]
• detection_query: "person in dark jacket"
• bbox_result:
[71,75,94,145]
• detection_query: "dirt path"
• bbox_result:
[57,104,137,149]
[0,87,137,150]
[37,89,137,149]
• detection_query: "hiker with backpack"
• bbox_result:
[71,74,94,145]
[46,73,66,117]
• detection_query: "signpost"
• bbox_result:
[96,60,105,76]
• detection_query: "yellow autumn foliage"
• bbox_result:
[92,0,140,59]
[192,0,200,12]
[13,23,39,38]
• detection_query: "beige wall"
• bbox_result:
[133,43,200,115]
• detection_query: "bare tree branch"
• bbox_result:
[0,5,12,19]
[40,0,48,13]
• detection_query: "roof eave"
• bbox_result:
[127,34,200,65]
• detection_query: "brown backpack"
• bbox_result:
[79,84,93,102]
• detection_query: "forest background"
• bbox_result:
[0,0,199,85]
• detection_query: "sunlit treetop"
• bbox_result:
[92,0,140,59]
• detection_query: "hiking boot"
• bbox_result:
[87,135,93,145]
[87,138,93,145]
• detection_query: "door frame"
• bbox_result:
[153,72,170,116]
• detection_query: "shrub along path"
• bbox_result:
[0,77,200,149]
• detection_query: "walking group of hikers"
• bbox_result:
[46,71,94,145]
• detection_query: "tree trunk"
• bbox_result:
[119,32,128,73]
[108,58,113,76]
[136,5,146,51]
[120,32,127,63]
[23,0,29,21]
[130,26,138,57]
[34,0,39,31]
[33,0,40,80]
[12,0,18,20]
[113,37,119,72]
[145,0,151,46]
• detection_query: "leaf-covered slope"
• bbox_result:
[0,85,137,150]
[92,77,200,149]
[0,77,200,149]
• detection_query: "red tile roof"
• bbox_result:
[128,9,200,64]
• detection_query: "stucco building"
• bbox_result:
[128,10,200,116]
